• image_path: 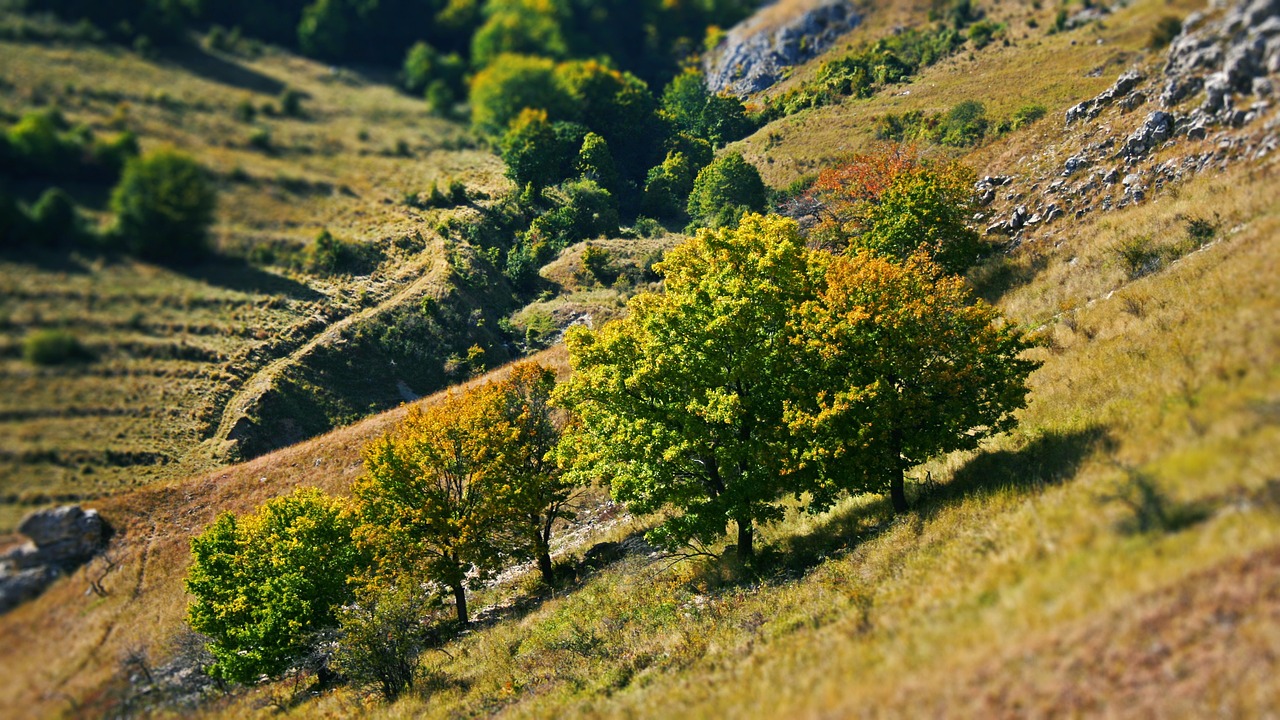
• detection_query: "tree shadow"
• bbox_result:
[174,257,322,301]
[159,45,285,96]
[969,246,1053,305]
[733,425,1115,585]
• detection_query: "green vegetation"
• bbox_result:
[22,328,91,366]
[686,152,767,229]
[186,487,369,684]
[110,148,217,263]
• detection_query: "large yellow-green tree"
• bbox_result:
[556,214,827,560]
[353,362,574,619]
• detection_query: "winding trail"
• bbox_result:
[210,254,447,451]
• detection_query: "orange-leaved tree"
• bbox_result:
[353,362,574,623]
[807,144,985,273]
[792,250,1040,513]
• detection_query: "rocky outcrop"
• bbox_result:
[705,0,862,96]
[980,0,1280,239]
[0,505,109,612]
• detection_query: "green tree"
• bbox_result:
[470,53,570,136]
[686,151,767,229]
[297,0,353,60]
[575,132,619,192]
[28,187,83,247]
[471,2,569,68]
[110,148,217,263]
[793,251,1039,513]
[555,214,827,559]
[641,150,698,219]
[185,488,368,684]
[529,177,618,245]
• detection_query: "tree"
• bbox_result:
[471,2,569,68]
[808,146,985,272]
[469,53,570,136]
[499,108,566,191]
[486,362,577,584]
[110,148,217,263]
[353,386,513,624]
[529,178,618,246]
[555,214,827,560]
[576,132,619,193]
[792,251,1039,513]
[185,488,368,684]
[686,151,767,229]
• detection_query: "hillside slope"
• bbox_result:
[0,0,1278,717]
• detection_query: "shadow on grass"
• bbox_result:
[749,425,1115,583]
[160,45,285,96]
[970,246,1053,305]
[175,257,322,301]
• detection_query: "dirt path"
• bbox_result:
[209,254,447,452]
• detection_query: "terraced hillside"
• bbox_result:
[0,29,514,530]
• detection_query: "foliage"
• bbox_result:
[472,1,570,68]
[791,251,1039,512]
[659,69,755,148]
[185,488,368,684]
[966,20,1005,49]
[400,41,466,100]
[686,152,767,230]
[22,328,91,366]
[1148,16,1183,51]
[110,148,217,263]
[556,214,828,559]
[576,132,619,193]
[877,100,990,147]
[333,581,445,701]
[2,109,138,184]
[808,146,985,273]
[499,108,581,191]
[28,187,84,247]
[470,53,568,137]
[529,178,619,247]
[353,386,518,624]
[762,25,969,120]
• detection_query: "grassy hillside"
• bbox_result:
[0,28,516,530]
[0,0,1277,717]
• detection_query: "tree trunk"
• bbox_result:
[889,429,908,514]
[451,581,469,625]
[737,519,754,561]
[535,534,555,586]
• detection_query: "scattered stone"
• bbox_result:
[1063,155,1090,175]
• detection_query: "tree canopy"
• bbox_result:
[110,148,217,264]
[556,214,827,559]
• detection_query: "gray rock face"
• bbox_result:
[705,0,862,96]
[1066,70,1145,124]
[1121,111,1175,157]
[0,505,108,613]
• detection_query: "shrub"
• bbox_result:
[233,99,256,123]
[1112,235,1163,279]
[28,187,82,247]
[110,148,217,263]
[686,152,767,229]
[1010,103,1048,130]
[279,88,304,118]
[530,178,619,246]
[186,488,369,684]
[248,126,272,152]
[967,20,1004,49]
[333,582,445,702]
[581,243,617,285]
[23,329,90,366]
[1148,16,1182,50]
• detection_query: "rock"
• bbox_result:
[705,0,862,96]
[1063,155,1090,175]
[1121,111,1175,157]
[16,505,106,568]
[0,505,109,614]
[1103,168,1121,184]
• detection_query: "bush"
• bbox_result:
[186,488,369,684]
[333,582,445,701]
[686,152,767,229]
[530,178,619,246]
[1148,16,1182,50]
[1010,103,1048,130]
[110,148,217,263]
[23,329,91,366]
[279,88,305,118]
[28,187,83,247]
[966,20,1004,49]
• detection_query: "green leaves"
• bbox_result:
[185,488,367,684]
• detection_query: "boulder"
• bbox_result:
[705,0,862,96]
[17,505,106,568]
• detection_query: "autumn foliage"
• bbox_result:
[808,145,986,273]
